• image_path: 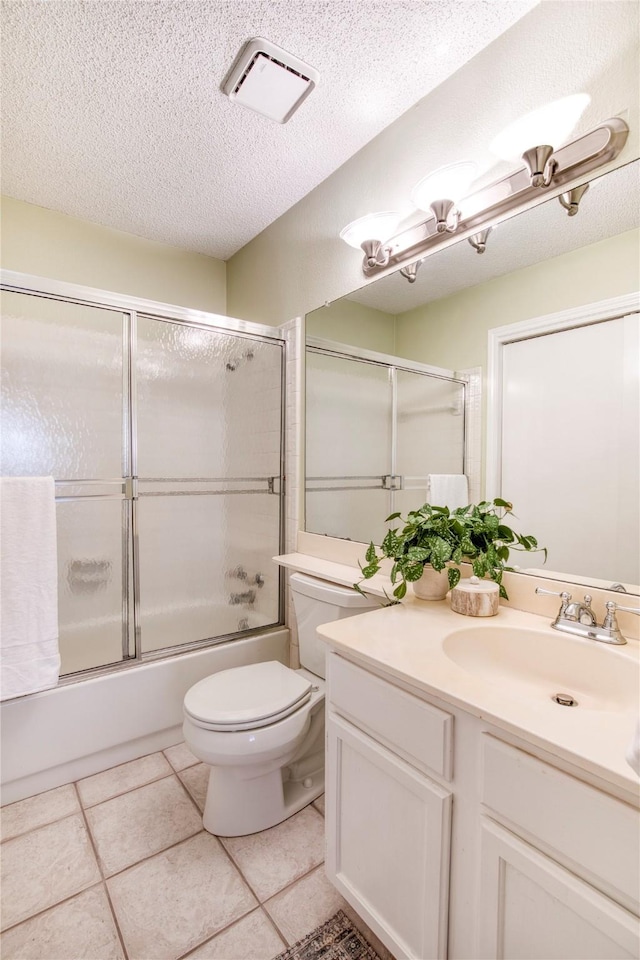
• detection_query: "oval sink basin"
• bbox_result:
[442,626,639,712]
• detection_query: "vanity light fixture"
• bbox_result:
[558,183,590,216]
[411,161,478,234]
[399,260,423,283]
[340,105,628,281]
[468,227,494,254]
[490,94,591,188]
[339,211,402,268]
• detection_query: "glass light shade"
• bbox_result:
[411,161,478,210]
[490,94,591,161]
[339,211,401,249]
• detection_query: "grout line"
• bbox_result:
[79,766,175,810]
[0,879,105,937]
[74,782,130,960]
[102,824,207,882]
[259,902,290,951]
[174,906,283,960]
[173,766,207,817]
[261,860,327,913]
[0,802,81,845]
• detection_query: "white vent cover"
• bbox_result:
[223,37,319,124]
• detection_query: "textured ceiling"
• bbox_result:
[1,0,537,260]
[343,161,640,315]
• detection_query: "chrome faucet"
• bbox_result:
[536,588,640,645]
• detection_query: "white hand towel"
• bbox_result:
[1,477,60,700]
[626,718,640,776]
[428,474,469,511]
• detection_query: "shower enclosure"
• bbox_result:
[305,340,467,545]
[1,274,286,680]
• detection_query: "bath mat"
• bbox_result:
[274,909,382,960]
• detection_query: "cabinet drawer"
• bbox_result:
[327,653,453,781]
[481,735,640,909]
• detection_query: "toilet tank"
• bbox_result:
[289,572,379,679]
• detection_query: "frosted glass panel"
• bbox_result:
[1,291,124,478]
[396,370,466,508]
[136,317,283,479]
[137,493,280,652]
[56,499,128,675]
[306,489,390,545]
[306,352,392,477]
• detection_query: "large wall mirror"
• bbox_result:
[305,160,640,594]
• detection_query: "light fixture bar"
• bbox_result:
[360,117,628,279]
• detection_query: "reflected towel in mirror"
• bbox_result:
[428,474,469,510]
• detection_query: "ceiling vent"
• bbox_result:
[223,38,319,124]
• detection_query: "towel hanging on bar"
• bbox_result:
[427,474,469,510]
[1,477,60,700]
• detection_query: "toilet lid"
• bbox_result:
[183,661,313,730]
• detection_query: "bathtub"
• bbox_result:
[59,602,277,675]
[0,625,289,804]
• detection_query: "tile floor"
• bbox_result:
[0,743,393,960]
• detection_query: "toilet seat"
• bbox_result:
[183,661,313,732]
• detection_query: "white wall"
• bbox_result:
[226,1,639,323]
[307,299,396,354]
[394,228,640,371]
[1,195,227,314]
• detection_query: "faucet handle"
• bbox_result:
[605,600,640,617]
[535,587,572,600]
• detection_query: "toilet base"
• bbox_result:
[202,755,324,836]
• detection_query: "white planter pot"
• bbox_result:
[412,565,450,601]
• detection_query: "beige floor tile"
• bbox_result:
[178,762,209,812]
[265,867,395,959]
[222,805,325,902]
[313,793,325,816]
[0,814,101,931]
[0,784,79,841]
[0,885,125,960]
[263,864,347,946]
[85,775,202,876]
[107,832,257,960]
[77,752,172,807]
[164,741,199,772]
[184,908,286,959]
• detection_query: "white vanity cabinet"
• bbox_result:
[325,651,640,960]
[325,653,453,960]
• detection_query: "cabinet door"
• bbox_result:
[477,818,639,960]
[326,713,451,960]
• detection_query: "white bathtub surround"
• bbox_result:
[0,628,288,805]
[0,476,60,700]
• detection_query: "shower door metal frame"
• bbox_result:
[305,336,468,525]
[1,270,288,681]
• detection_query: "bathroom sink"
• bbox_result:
[442,626,639,712]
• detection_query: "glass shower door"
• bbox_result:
[305,350,393,545]
[0,291,131,674]
[394,369,466,516]
[135,316,284,653]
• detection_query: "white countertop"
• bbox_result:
[314,594,640,800]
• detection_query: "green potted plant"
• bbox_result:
[356,498,545,602]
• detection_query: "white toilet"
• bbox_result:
[182,573,378,836]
